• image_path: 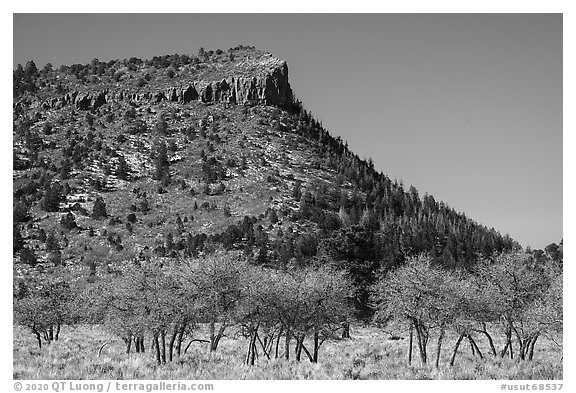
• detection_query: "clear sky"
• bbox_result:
[12,13,563,249]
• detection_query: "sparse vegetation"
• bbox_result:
[13,46,562,380]
[12,323,562,380]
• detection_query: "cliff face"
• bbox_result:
[43,61,293,110]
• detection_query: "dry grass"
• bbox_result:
[13,324,562,380]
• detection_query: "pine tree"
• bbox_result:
[155,116,169,135]
[338,206,351,227]
[292,180,302,200]
[24,60,38,78]
[152,139,170,181]
[175,215,184,235]
[116,156,130,180]
[13,224,24,254]
[257,244,268,264]
[60,158,72,179]
[47,250,62,266]
[20,246,38,265]
[60,212,77,230]
[166,232,175,251]
[92,196,108,219]
[37,228,47,243]
[268,209,279,224]
[13,198,31,223]
[46,231,59,252]
[41,182,64,212]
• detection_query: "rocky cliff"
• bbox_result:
[41,56,293,111]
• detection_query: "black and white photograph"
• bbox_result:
[10,9,567,389]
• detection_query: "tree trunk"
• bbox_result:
[512,326,526,361]
[55,323,60,341]
[526,338,533,358]
[49,325,54,341]
[33,327,42,349]
[250,332,257,366]
[312,331,319,363]
[521,337,530,360]
[212,325,225,352]
[500,326,513,359]
[414,322,427,364]
[450,333,465,367]
[435,328,445,369]
[507,327,514,359]
[256,332,271,359]
[183,339,210,355]
[468,336,483,359]
[123,336,132,354]
[500,341,509,358]
[176,322,186,357]
[295,334,303,361]
[160,331,166,364]
[275,329,282,359]
[341,321,350,339]
[168,325,178,362]
[301,342,313,362]
[209,321,216,352]
[154,335,161,365]
[408,321,414,365]
[479,325,497,357]
[134,337,140,353]
[245,334,252,365]
[264,332,275,356]
[528,335,538,361]
[285,330,291,360]
[139,337,145,353]
[246,330,258,366]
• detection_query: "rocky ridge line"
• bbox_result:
[39,61,293,111]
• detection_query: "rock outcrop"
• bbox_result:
[43,60,293,110]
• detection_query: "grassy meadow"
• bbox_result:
[13,323,562,380]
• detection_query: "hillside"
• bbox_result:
[13,45,519,317]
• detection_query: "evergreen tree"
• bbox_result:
[338,206,351,227]
[47,250,62,266]
[268,209,279,224]
[175,215,184,235]
[41,182,65,212]
[20,246,38,265]
[24,60,38,78]
[37,228,47,243]
[13,198,31,223]
[257,244,269,264]
[155,116,169,135]
[152,139,170,181]
[116,156,130,180]
[60,158,72,180]
[165,232,175,252]
[46,231,59,252]
[92,196,108,219]
[60,212,77,230]
[292,180,302,200]
[13,224,24,254]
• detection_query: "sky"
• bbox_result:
[12,13,563,249]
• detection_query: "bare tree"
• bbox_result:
[371,254,463,367]
[474,252,554,361]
